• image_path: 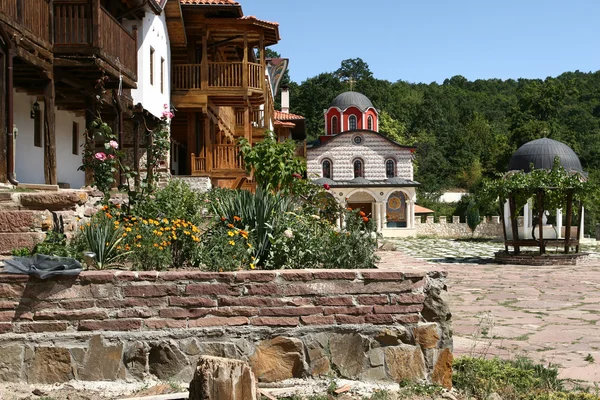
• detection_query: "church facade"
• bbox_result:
[307,92,419,237]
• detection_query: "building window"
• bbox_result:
[150,47,155,85]
[386,159,395,178]
[161,57,165,94]
[72,122,79,155]
[353,159,363,178]
[322,159,332,179]
[331,116,338,135]
[368,115,373,130]
[349,115,357,130]
[33,109,42,148]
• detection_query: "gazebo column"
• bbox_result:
[523,200,530,239]
[508,195,520,254]
[579,206,585,240]
[556,208,563,239]
[503,200,511,236]
[537,190,545,255]
[376,202,383,232]
[564,190,573,254]
[576,202,584,253]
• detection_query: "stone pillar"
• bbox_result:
[336,216,341,230]
[376,202,383,232]
[504,200,510,233]
[556,208,563,239]
[523,201,530,239]
[579,206,585,240]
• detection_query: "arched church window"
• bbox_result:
[322,159,332,179]
[353,159,364,178]
[368,115,373,130]
[331,116,338,135]
[386,159,396,178]
[349,115,357,130]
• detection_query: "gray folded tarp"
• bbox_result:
[3,254,82,279]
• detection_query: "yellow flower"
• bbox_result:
[136,235,142,239]
[247,243,253,248]
[163,218,169,224]
[172,235,177,240]
[131,217,137,221]
[250,263,255,270]
[228,231,234,237]
[126,227,132,232]
[229,240,235,246]
[122,233,127,237]
[117,245,122,250]
[114,220,120,225]
[142,220,148,225]
[184,231,190,235]
[136,244,141,248]
[153,243,159,247]
[159,246,164,250]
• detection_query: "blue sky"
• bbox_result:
[242,0,600,84]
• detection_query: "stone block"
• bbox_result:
[124,341,147,379]
[414,323,441,349]
[330,333,368,379]
[0,232,44,255]
[249,337,305,383]
[384,345,426,382]
[189,356,257,400]
[19,191,86,211]
[432,348,453,390]
[149,341,189,380]
[369,348,384,367]
[0,345,24,382]
[79,336,125,381]
[304,334,330,376]
[0,211,34,232]
[28,347,74,384]
[360,366,388,381]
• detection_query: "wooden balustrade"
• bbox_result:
[97,6,136,75]
[54,1,91,45]
[174,62,264,91]
[1,0,50,43]
[191,154,206,174]
[212,145,242,170]
[173,64,201,89]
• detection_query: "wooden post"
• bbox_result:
[146,121,154,190]
[43,79,57,185]
[564,190,573,254]
[576,200,583,253]
[84,96,96,186]
[204,115,212,172]
[201,33,208,89]
[537,190,545,255]
[509,195,520,254]
[242,32,248,90]
[0,50,6,182]
[190,153,195,174]
[499,198,509,253]
[244,106,251,142]
[91,0,100,47]
[133,116,140,189]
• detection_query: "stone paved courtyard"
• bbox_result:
[379,239,600,385]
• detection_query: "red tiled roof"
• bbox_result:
[240,15,279,27]
[274,110,305,121]
[274,120,296,128]
[414,205,435,214]
[180,0,239,4]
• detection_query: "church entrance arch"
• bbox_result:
[347,190,376,218]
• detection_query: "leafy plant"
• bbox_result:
[80,208,129,269]
[466,200,481,237]
[11,247,31,257]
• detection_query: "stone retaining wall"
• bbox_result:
[416,216,502,238]
[0,269,452,388]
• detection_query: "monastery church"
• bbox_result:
[307,91,421,237]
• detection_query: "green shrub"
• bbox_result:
[79,209,129,269]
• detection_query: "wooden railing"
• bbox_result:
[173,62,265,91]
[53,2,136,76]
[213,145,242,170]
[0,0,51,43]
[191,154,206,173]
[174,64,201,89]
[235,109,267,129]
[54,1,91,45]
[97,7,136,75]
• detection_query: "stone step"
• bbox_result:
[0,232,45,255]
[0,210,53,233]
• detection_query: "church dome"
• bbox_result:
[508,138,583,173]
[330,92,374,111]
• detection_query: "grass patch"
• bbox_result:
[453,356,600,399]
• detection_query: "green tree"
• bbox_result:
[378,110,406,143]
[335,57,373,83]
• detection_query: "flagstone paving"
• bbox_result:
[378,239,600,385]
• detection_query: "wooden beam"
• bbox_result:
[242,32,248,91]
[43,78,57,185]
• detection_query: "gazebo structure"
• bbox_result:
[497,138,588,264]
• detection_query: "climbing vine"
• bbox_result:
[142,105,173,192]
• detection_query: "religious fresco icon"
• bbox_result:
[386,191,407,227]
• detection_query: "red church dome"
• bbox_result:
[324,91,378,135]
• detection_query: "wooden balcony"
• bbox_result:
[191,145,244,175]
[53,1,137,85]
[0,0,51,43]
[173,62,265,108]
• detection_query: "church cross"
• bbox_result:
[347,77,356,91]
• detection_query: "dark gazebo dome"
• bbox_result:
[330,92,374,111]
[508,138,583,173]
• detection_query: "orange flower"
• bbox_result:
[221,217,226,221]
[233,216,241,222]
[362,217,369,223]
[359,211,366,217]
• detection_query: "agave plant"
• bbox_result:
[211,187,292,266]
[81,214,129,269]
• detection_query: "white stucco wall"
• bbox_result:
[125,10,170,118]
[56,110,86,189]
[13,92,86,188]
[307,131,414,181]
[14,92,44,185]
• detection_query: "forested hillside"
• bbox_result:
[285,58,600,196]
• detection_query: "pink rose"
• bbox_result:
[108,154,115,160]
[109,140,118,149]
[95,152,107,161]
